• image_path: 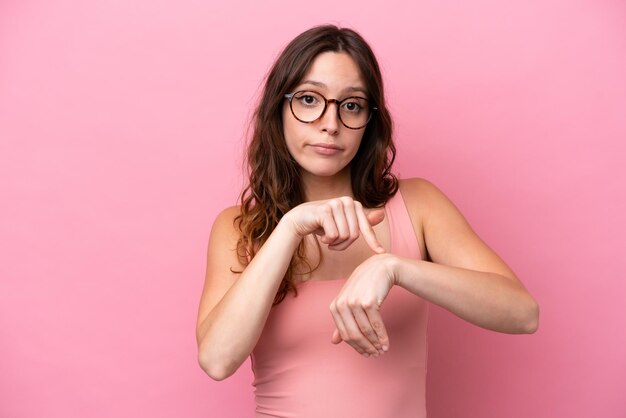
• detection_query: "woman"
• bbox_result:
[196,25,539,417]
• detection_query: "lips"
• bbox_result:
[310,143,342,150]
[308,143,343,156]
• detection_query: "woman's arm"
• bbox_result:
[398,178,539,333]
[196,206,301,381]
[330,179,539,356]
[394,255,538,333]
[196,199,385,380]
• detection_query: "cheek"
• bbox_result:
[282,105,299,154]
[349,132,365,155]
[283,105,304,147]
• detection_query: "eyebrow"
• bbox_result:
[298,80,369,96]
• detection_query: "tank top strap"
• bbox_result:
[385,189,422,260]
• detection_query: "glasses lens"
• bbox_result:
[291,91,325,122]
[289,91,373,129]
[338,97,371,129]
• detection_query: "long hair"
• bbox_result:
[236,25,398,304]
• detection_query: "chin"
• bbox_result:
[300,163,351,179]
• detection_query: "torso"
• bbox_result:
[251,184,429,418]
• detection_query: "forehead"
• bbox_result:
[298,51,366,93]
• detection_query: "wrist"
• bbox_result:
[375,253,403,287]
[276,213,305,245]
[385,255,421,288]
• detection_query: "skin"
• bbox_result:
[282,51,368,201]
[196,51,539,379]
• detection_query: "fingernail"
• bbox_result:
[382,344,388,352]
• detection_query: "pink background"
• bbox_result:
[1,1,625,417]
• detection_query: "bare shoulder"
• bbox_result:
[396,178,444,260]
[398,177,467,227]
[206,205,247,280]
[209,205,242,244]
[398,178,453,211]
[398,178,516,277]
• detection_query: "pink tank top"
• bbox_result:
[251,190,428,418]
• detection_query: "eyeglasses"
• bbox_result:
[284,91,377,130]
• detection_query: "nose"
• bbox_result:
[319,100,340,135]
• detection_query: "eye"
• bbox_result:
[294,92,321,107]
[341,100,364,113]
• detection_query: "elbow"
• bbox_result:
[197,346,237,381]
[198,354,236,381]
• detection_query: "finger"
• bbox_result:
[317,205,339,245]
[337,300,379,356]
[352,305,385,355]
[330,301,369,357]
[329,302,349,344]
[342,197,360,238]
[355,203,385,254]
[364,304,389,352]
[331,328,342,344]
[328,198,359,251]
[366,208,386,227]
[328,199,351,246]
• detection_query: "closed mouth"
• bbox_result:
[309,143,342,150]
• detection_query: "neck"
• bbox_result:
[301,167,353,202]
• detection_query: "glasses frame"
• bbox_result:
[284,91,377,130]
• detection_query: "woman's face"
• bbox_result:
[282,51,368,181]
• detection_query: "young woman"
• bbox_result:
[196,25,539,417]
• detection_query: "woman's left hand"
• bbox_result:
[329,253,399,357]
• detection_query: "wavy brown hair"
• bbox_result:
[235,25,398,304]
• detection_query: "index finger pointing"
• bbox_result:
[355,204,385,254]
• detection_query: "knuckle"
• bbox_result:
[371,321,383,332]
[328,199,342,209]
[335,300,348,311]
[360,325,374,337]
[320,205,332,216]
[346,331,360,341]
[340,196,354,207]
[361,300,374,310]
[365,330,378,341]
[347,298,360,309]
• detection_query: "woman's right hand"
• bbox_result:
[283,196,386,254]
